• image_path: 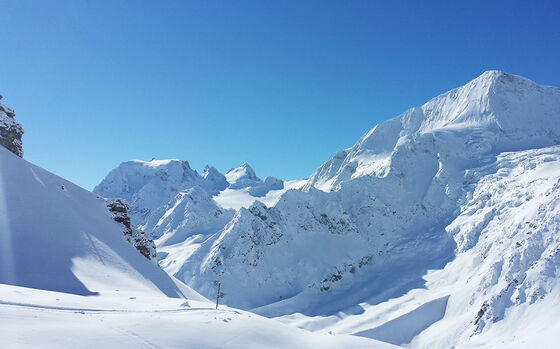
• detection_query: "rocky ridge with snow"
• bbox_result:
[105,198,157,260]
[0,95,24,157]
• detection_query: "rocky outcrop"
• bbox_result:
[0,95,24,157]
[106,198,156,260]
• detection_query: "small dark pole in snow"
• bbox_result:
[214,280,223,310]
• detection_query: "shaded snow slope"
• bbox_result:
[0,146,199,299]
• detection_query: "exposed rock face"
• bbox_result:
[106,198,156,260]
[0,95,24,157]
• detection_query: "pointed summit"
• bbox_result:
[225,163,259,185]
[308,71,560,191]
[202,165,228,192]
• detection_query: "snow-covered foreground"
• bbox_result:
[1,284,392,348]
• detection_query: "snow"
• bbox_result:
[272,145,560,348]
[0,284,393,349]
[353,296,449,345]
[93,160,301,302]
[307,70,560,192]
[225,163,259,185]
[0,146,190,298]
[92,71,560,348]
[213,179,307,210]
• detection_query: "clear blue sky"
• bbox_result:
[1,1,559,190]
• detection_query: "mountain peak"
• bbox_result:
[308,71,560,191]
[469,70,536,89]
[225,163,259,185]
[130,158,191,169]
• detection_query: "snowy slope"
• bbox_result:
[276,145,560,347]
[0,146,199,299]
[94,160,298,291]
[1,283,393,349]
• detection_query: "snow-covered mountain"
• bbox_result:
[307,70,560,191]
[93,159,298,278]
[94,161,288,235]
[95,70,560,347]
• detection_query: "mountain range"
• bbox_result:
[94,70,560,347]
[2,70,559,347]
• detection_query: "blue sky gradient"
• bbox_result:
[1,0,559,189]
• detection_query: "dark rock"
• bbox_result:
[0,97,24,157]
[105,198,156,260]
